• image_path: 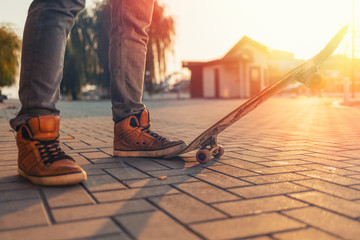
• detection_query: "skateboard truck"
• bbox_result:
[195,135,224,163]
[297,66,326,90]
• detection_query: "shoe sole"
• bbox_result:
[18,168,87,186]
[113,142,186,158]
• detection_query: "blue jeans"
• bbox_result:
[10,0,155,130]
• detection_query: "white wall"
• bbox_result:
[201,43,269,98]
[220,63,241,98]
[203,67,216,98]
[234,44,268,97]
[203,63,241,98]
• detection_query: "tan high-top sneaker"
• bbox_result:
[16,115,87,186]
[113,110,186,157]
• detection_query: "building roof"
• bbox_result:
[183,36,293,68]
[224,36,269,58]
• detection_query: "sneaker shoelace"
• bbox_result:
[141,127,169,143]
[35,138,73,165]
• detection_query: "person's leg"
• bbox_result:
[11,0,87,186]
[10,0,85,130]
[109,0,185,157]
[109,0,153,122]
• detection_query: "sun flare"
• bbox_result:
[166,0,359,61]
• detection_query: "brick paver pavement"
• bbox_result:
[1,96,360,239]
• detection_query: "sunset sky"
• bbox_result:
[2,0,358,58]
[0,0,359,97]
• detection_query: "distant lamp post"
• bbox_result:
[351,0,356,98]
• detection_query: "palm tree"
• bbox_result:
[145,1,176,94]
[61,0,176,98]
[61,10,98,99]
[0,24,21,102]
[92,0,111,96]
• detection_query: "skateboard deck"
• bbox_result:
[164,25,348,163]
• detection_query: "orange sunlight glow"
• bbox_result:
[165,0,359,63]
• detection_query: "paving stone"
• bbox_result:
[42,185,95,208]
[105,167,150,180]
[0,165,17,171]
[289,191,360,218]
[99,147,115,155]
[190,213,305,239]
[0,159,16,166]
[236,150,275,158]
[0,153,17,161]
[344,166,360,173]
[175,181,239,203]
[206,164,259,177]
[240,146,280,153]
[301,163,360,176]
[306,153,351,161]
[294,179,360,200]
[53,199,154,222]
[351,184,360,190]
[191,172,251,188]
[0,170,24,183]
[246,237,274,240]
[241,173,310,184]
[149,193,226,223]
[91,156,123,164]
[300,156,355,168]
[93,185,180,202]
[152,159,200,169]
[64,141,93,150]
[115,211,200,240]
[0,189,40,202]
[84,233,132,240]
[283,207,360,240]
[124,175,198,188]
[213,195,307,216]
[349,174,360,180]
[0,218,125,240]
[268,146,304,152]
[264,154,308,161]
[253,165,308,174]
[81,151,112,160]
[82,162,129,171]
[273,227,341,240]
[82,139,108,147]
[0,181,38,191]
[336,152,360,160]
[268,150,312,156]
[229,182,309,198]
[124,159,170,171]
[0,143,17,150]
[147,166,212,177]
[297,170,360,185]
[0,198,49,231]
[224,152,266,162]
[222,159,266,169]
[67,153,92,165]
[83,174,127,192]
[258,159,310,166]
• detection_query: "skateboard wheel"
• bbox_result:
[305,72,326,90]
[196,149,211,164]
[214,145,225,158]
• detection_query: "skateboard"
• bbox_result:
[164,25,348,163]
